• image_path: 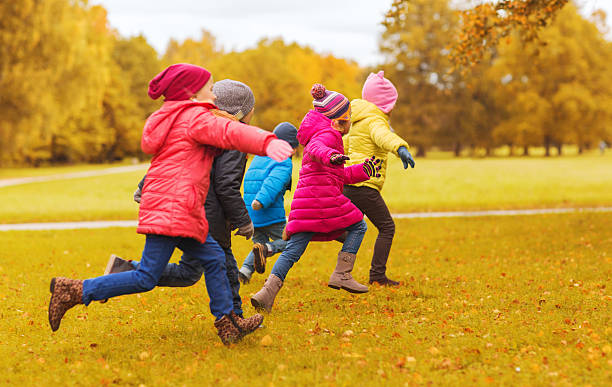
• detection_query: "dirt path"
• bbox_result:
[0,164,148,188]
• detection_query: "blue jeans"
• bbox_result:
[271,219,367,281]
[131,246,243,316]
[82,234,233,319]
[240,222,287,274]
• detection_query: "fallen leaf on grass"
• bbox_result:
[260,335,273,346]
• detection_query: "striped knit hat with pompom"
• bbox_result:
[310,83,350,119]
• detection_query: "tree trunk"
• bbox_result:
[508,143,514,156]
[544,135,551,157]
[454,142,461,157]
[557,143,563,156]
[416,145,426,158]
[577,144,583,155]
[523,145,529,156]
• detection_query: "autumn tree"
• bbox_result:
[452,0,569,68]
[490,3,612,155]
[380,0,460,156]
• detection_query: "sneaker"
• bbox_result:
[238,271,250,284]
[100,255,133,303]
[253,243,269,274]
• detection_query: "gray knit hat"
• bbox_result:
[213,79,255,120]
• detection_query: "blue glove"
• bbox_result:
[398,146,415,169]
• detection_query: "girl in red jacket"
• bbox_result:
[47,64,293,345]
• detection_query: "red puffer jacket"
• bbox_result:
[137,100,275,243]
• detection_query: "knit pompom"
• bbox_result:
[311,83,326,99]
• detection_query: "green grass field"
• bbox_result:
[1,156,611,385]
[0,155,611,223]
[1,213,610,385]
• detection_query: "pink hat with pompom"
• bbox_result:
[310,83,350,119]
[361,71,398,114]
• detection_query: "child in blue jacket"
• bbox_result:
[238,122,299,283]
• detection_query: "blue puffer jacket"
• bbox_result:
[243,155,293,227]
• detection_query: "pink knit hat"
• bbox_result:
[311,83,350,119]
[361,70,398,114]
[148,63,211,101]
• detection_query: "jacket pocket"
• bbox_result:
[186,185,199,214]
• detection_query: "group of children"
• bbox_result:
[47,64,414,345]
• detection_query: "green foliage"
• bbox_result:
[1,213,611,385]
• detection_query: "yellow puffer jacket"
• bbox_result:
[344,99,409,191]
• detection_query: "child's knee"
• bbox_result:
[357,219,368,233]
[382,219,395,236]
[134,271,158,292]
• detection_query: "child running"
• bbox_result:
[238,122,299,284]
[343,71,415,286]
[105,79,260,319]
[250,83,381,312]
[47,64,293,345]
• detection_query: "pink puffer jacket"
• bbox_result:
[137,100,275,243]
[286,110,369,241]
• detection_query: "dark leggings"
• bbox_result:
[343,185,395,281]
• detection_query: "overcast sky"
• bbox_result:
[91,0,611,67]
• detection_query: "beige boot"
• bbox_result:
[328,252,368,294]
[251,274,283,312]
[48,277,83,332]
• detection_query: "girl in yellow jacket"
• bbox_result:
[343,71,415,286]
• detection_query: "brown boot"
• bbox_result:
[48,277,83,332]
[230,311,263,336]
[214,312,264,345]
[253,243,269,274]
[214,314,242,345]
[328,252,368,294]
[251,274,283,312]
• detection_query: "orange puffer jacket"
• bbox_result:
[137,100,275,243]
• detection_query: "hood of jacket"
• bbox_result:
[350,98,388,126]
[297,110,332,146]
[141,100,216,154]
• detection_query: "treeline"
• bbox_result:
[0,1,363,166]
[0,0,610,166]
[382,0,612,156]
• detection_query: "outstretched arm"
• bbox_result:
[370,118,409,154]
[305,135,338,166]
[343,163,369,185]
[188,110,276,156]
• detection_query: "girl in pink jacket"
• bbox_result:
[251,84,381,312]
[47,64,293,345]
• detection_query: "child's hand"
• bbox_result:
[362,156,382,178]
[251,200,263,210]
[397,146,415,169]
[133,187,142,203]
[266,139,293,162]
[234,221,254,240]
[330,153,350,165]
